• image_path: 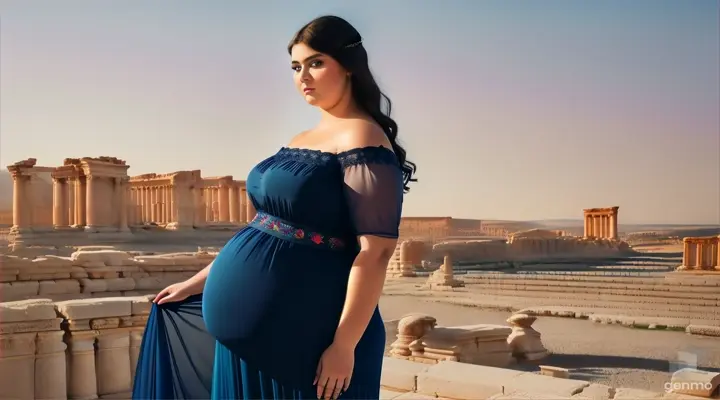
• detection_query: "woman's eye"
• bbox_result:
[310,60,323,67]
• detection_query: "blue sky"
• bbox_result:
[1,0,718,224]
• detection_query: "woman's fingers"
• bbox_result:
[153,288,170,303]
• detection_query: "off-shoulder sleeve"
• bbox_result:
[338,145,404,238]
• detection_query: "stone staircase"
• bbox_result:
[459,271,720,322]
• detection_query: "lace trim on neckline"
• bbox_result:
[276,145,399,168]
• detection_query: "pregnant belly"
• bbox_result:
[202,227,353,345]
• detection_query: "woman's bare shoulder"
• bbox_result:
[336,119,392,153]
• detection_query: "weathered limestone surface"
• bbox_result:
[426,253,464,290]
[1,297,716,400]
[381,358,714,400]
[677,236,720,271]
[583,206,620,240]
[432,235,633,264]
[1,249,215,302]
[389,313,514,367]
[0,295,151,399]
[386,241,417,278]
[5,156,258,249]
[506,313,549,361]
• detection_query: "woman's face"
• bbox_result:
[290,43,349,109]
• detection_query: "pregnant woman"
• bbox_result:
[131,15,417,400]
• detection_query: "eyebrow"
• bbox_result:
[291,53,322,64]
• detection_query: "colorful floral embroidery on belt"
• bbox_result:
[250,212,346,250]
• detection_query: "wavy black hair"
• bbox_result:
[288,15,417,192]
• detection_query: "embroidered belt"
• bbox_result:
[249,211,348,250]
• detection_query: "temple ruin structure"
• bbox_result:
[677,236,720,271]
[583,206,619,240]
[6,157,256,240]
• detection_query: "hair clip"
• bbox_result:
[344,39,362,48]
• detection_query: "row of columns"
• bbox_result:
[679,236,720,270]
[12,173,129,234]
[56,176,129,232]
[583,208,619,240]
[0,327,144,399]
[128,182,257,228]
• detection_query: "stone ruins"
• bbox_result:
[583,206,619,240]
[6,157,257,246]
[677,236,720,271]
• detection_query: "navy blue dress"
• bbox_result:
[132,145,405,399]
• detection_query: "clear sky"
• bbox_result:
[1,0,718,225]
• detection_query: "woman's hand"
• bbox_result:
[314,341,355,399]
[153,281,194,304]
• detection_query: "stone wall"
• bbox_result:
[432,235,634,264]
[5,298,715,400]
[0,296,152,399]
[1,250,214,303]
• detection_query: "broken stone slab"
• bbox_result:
[669,368,720,398]
[0,298,64,334]
[70,250,135,267]
[380,357,431,392]
[503,370,590,398]
[489,391,579,399]
[573,383,615,400]
[415,360,520,399]
[55,297,134,320]
[539,365,569,378]
[0,298,58,322]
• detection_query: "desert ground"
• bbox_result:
[379,295,720,393]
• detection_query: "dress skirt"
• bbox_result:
[132,226,387,399]
[131,294,385,399]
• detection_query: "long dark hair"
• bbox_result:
[288,15,417,192]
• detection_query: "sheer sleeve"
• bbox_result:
[338,145,404,238]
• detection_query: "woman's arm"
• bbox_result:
[332,236,396,348]
[185,260,214,294]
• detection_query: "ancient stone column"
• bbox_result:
[118,178,129,231]
[149,186,157,222]
[96,330,132,397]
[166,186,174,223]
[0,333,36,399]
[716,235,720,270]
[583,215,590,237]
[609,214,618,239]
[11,174,31,233]
[67,180,76,226]
[193,187,204,227]
[682,238,691,269]
[219,184,230,222]
[229,185,239,223]
[75,177,87,227]
[129,328,144,383]
[142,187,149,223]
[35,331,68,399]
[205,188,213,222]
[66,331,98,399]
[84,175,98,232]
[696,241,705,269]
[53,178,67,228]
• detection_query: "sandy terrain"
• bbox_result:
[379,295,720,393]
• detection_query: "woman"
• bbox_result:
[132,14,416,400]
